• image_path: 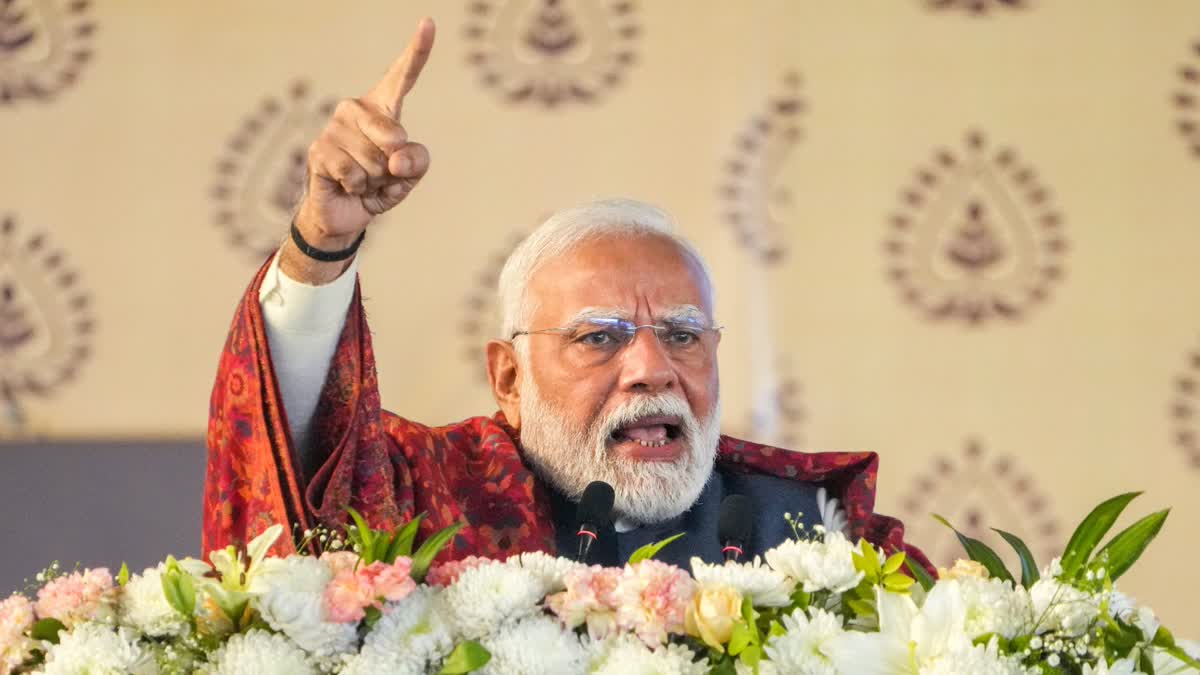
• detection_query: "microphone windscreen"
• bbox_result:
[577,481,615,527]
[718,494,754,544]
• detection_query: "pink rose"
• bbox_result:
[34,568,114,628]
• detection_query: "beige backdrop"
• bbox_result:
[3,0,1199,633]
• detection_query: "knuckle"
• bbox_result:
[333,98,361,119]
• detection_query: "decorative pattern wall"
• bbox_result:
[2,0,1197,634]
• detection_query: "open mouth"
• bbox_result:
[608,415,684,448]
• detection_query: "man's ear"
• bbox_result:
[486,340,522,428]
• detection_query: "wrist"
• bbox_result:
[293,208,361,251]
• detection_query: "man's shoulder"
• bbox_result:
[380,410,518,454]
[716,434,879,485]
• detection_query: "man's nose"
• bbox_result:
[617,328,677,393]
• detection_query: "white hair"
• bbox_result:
[497,198,715,341]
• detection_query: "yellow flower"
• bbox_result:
[937,559,990,581]
[683,583,743,651]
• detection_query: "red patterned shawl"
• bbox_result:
[203,260,932,573]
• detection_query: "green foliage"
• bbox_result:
[1060,492,1141,581]
[440,640,491,674]
[30,618,65,644]
[117,562,130,587]
[1089,509,1169,582]
[905,558,936,592]
[931,514,1014,584]
[628,533,685,565]
[992,528,1039,589]
[411,522,466,583]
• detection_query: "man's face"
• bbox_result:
[513,233,722,524]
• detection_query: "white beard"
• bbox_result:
[517,374,721,525]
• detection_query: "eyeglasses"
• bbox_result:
[510,316,723,367]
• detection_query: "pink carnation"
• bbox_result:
[356,558,416,603]
[547,565,621,639]
[34,568,115,628]
[0,594,36,675]
[323,570,373,623]
[425,556,488,587]
[615,560,695,646]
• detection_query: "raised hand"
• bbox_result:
[287,17,435,279]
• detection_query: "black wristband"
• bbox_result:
[289,222,365,262]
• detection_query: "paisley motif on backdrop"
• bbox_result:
[0,0,94,104]
[887,129,1067,325]
[719,71,804,266]
[900,438,1059,567]
[464,0,639,107]
[1172,341,1200,470]
[0,214,92,434]
[212,81,336,260]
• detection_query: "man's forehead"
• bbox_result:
[526,234,713,321]
[565,305,710,323]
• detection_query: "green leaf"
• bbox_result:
[161,572,187,617]
[882,573,915,593]
[1091,508,1169,582]
[411,522,466,583]
[31,618,66,643]
[440,640,491,674]
[628,533,686,565]
[1152,626,1177,649]
[740,596,761,643]
[364,605,383,629]
[1164,645,1200,670]
[1060,492,1141,580]
[728,621,753,656]
[176,568,196,617]
[346,507,375,564]
[846,597,875,617]
[741,643,763,669]
[992,528,1040,589]
[882,551,906,576]
[905,558,936,592]
[384,514,426,562]
[860,541,882,579]
[117,562,130,587]
[932,514,1014,584]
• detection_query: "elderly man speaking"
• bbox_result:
[202,18,928,572]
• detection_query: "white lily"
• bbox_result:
[198,524,285,627]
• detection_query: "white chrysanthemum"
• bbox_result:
[442,561,544,640]
[202,629,316,675]
[38,622,157,675]
[943,577,1033,640]
[119,566,190,638]
[249,556,357,661]
[589,635,706,675]
[690,557,795,607]
[1030,577,1099,637]
[478,615,587,675]
[815,487,848,536]
[340,587,455,675]
[760,606,843,675]
[921,637,1029,675]
[763,532,863,594]
[504,551,584,595]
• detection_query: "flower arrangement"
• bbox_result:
[0,493,1196,674]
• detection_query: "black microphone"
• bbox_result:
[718,494,754,562]
[575,481,615,563]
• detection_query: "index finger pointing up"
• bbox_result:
[367,17,436,118]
